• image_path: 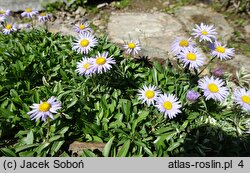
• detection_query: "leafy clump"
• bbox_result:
[0,26,249,157]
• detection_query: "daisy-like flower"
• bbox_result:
[198,76,229,102]
[138,85,160,106]
[210,40,235,60]
[155,93,182,119]
[171,37,195,55]
[0,9,11,16]
[191,23,217,42]
[0,15,6,22]
[21,8,38,18]
[27,96,61,122]
[177,47,206,70]
[123,40,141,55]
[38,12,52,22]
[89,51,115,74]
[2,23,17,35]
[234,88,250,112]
[76,57,94,76]
[72,33,98,54]
[74,22,92,34]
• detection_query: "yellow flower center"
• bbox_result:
[179,40,189,47]
[80,39,89,47]
[40,12,46,16]
[163,101,173,110]
[186,53,196,61]
[128,43,136,49]
[5,24,12,30]
[201,30,208,35]
[208,83,219,93]
[0,10,5,14]
[83,63,90,70]
[96,57,106,65]
[145,90,155,99]
[38,102,51,112]
[79,24,85,30]
[242,95,250,104]
[25,8,32,13]
[216,46,225,53]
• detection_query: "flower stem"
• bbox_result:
[46,118,50,140]
[197,56,216,76]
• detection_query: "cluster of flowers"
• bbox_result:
[138,85,181,119]
[73,22,142,76]
[27,17,142,121]
[137,23,250,119]
[3,8,246,123]
[0,8,52,35]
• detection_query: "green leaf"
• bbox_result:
[153,61,163,73]
[144,147,154,156]
[0,107,15,117]
[50,141,64,156]
[117,139,130,157]
[60,69,69,80]
[35,142,50,154]
[102,136,115,157]
[15,144,39,153]
[0,148,16,156]
[151,68,158,86]
[167,142,181,151]
[49,135,62,142]
[82,149,97,157]
[22,130,34,145]
[66,94,78,109]
[188,112,200,120]
[34,90,40,103]
[154,126,174,135]
[180,120,189,130]
[57,127,69,135]
[121,99,131,121]
[132,111,149,134]
[19,151,35,157]
[154,131,177,145]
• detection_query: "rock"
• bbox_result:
[99,25,105,30]
[244,24,250,42]
[68,141,106,156]
[162,1,170,7]
[97,3,108,9]
[228,54,250,72]
[0,0,57,11]
[48,21,77,37]
[75,14,81,20]
[150,7,158,13]
[75,6,86,15]
[107,12,187,60]
[142,46,169,60]
[93,19,102,26]
[175,6,234,43]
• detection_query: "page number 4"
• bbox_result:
[238,160,244,168]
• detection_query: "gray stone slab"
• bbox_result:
[0,0,57,11]
[228,54,250,72]
[107,12,188,59]
[175,6,234,43]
